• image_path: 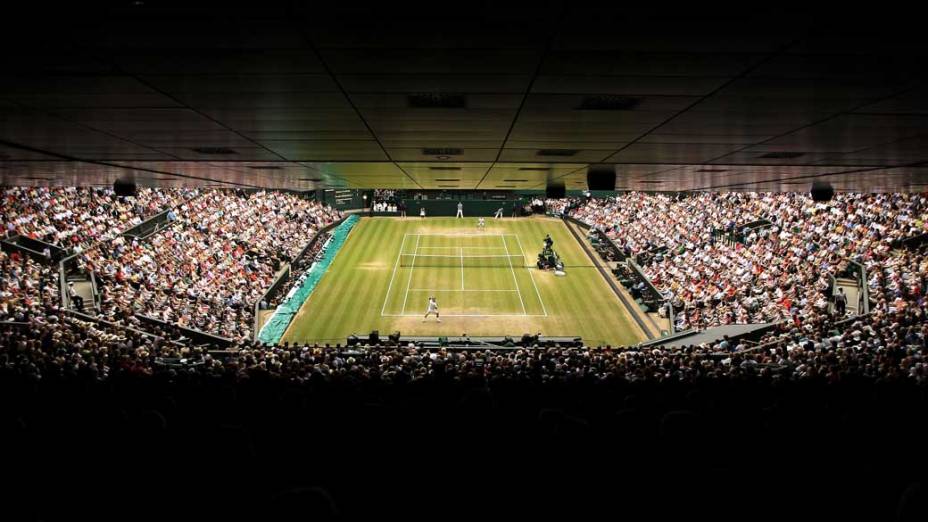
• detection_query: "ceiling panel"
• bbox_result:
[111,50,325,75]
[606,143,746,164]
[321,49,543,74]
[0,4,925,192]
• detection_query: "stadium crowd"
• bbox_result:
[373,188,396,203]
[557,192,928,330]
[0,250,58,322]
[1,299,925,385]
[1,186,195,252]
[1,188,927,387]
[81,190,341,339]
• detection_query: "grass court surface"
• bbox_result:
[282,216,644,346]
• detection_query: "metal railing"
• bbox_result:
[846,260,869,314]
[135,314,235,347]
[711,219,774,246]
[737,312,873,356]
[565,215,672,333]
[253,264,291,341]
[812,240,872,316]
[291,218,344,269]
[121,209,172,239]
[58,253,80,310]
[88,270,101,312]
[634,246,668,266]
[67,309,184,345]
[891,232,928,251]
[1,235,67,263]
[625,259,674,332]
[250,217,346,341]
[564,215,635,263]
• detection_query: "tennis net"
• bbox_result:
[399,253,526,268]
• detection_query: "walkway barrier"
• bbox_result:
[1,235,67,263]
[135,314,235,347]
[564,216,628,262]
[121,210,173,240]
[625,259,671,324]
[892,232,928,250]
[711,219,774,246]
[251,218,347,340]
[258,215,359,345]
[252,265,291,341]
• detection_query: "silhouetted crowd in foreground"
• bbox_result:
[3,301,925,385]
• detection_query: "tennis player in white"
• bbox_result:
[423,296,441,322]
[477,217,486,229]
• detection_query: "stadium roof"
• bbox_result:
[1,2,926,192]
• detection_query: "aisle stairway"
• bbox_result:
[835,277,861,316]
[67,278,95,313]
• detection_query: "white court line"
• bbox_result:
[383,232,544,318]
[418,246,507,250]
[409,288,520,292]
[460,247,465,290]
[380,233,408,316]
[414,233,518,237]
[515,234,548,317]
[400,234,420,315]
[397,254,525,259]
[383,311,544,317]
[502,235,527,314]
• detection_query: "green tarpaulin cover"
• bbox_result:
[258,215,359,345]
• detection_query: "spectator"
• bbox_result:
[561,192,928,330]
[82,190,341,339]
[835,288,848,316]
[67,282,83,311]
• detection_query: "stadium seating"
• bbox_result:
[1,187,196,251]
[0,250,59,321]
[2,188,926,520]
[1,188,925,385]
[80,190,341,339]
[556,192,927,330]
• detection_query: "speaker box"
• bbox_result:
[113,179,137,197]
[587,164,616,191]
[810,181,834,202]
[545,184,566,199]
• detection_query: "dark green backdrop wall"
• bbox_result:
[405,199,518,217]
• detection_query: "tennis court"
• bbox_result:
[381,232,547,317]
[281,217,645,346]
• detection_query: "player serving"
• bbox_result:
[423,296,441,322]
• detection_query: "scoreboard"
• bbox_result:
[322,189,363,209]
